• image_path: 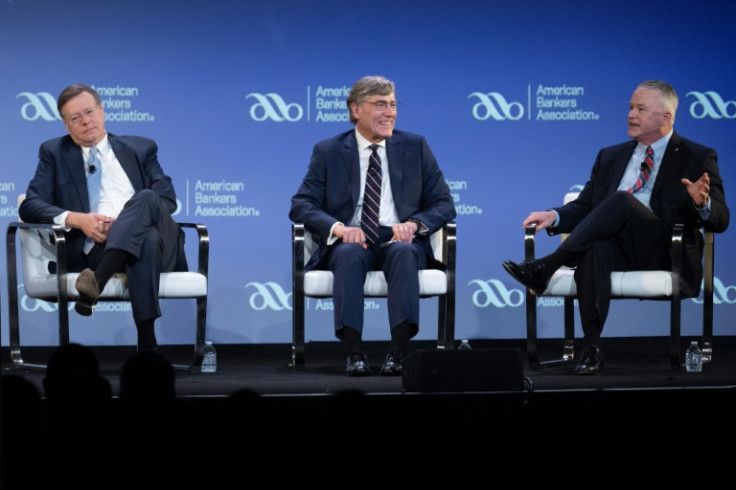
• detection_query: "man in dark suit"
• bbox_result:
[290,75,456,376]
[503,80,729,374]
[19,84,188,352]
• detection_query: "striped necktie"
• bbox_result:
[628,146,654,194]
[361,144,382,245]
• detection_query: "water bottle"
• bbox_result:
[201,341,217,373]
[458,339,472,350]
[685,341,702,373]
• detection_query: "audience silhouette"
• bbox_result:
[42,343,115,489]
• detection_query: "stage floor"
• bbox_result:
[4,336,736,397]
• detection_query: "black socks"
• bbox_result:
[390,322,412,356]
[341,326,364,355]
[539,249,575,272]
[136,320,158,351]
[94,249,132,291]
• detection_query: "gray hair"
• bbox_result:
[347,76,395,124]
[637,80,678,123]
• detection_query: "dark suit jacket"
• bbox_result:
[19,133,180,272]
[289,129,457,270]
[550,132,730,296]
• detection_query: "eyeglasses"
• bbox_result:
[64,106,98,126]
[363,100,399,112]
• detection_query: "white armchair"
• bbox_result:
[290,221,456,369]
[524,192,715,371]
[5,203,209,371]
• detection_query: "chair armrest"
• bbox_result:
[178,223,209,277]
[524,223,537,262]
[440,221,456,270]
[292,222,306,286]
[669,223,684,276]
[6,221,69,293]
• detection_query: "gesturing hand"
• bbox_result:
[681,172,710,208]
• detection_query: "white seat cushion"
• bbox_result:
[543,267,674,298]
[19,228,207,301]
[23,271,207,301]
[303,269,448,297]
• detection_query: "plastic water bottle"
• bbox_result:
[685,341,702,373]
[458,339,472,350]
[201,341,217,373]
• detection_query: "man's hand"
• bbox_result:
[391,221,418,243]
[334,223,368,248]
[681,172,710,208]
[522,210,556,232]
[67,212,114,244]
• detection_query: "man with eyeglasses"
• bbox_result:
[290,75,456,376]
[20,83,189,353]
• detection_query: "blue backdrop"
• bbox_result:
[1,0,734,348]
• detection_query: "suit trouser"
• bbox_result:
[325,227,428,338]
[558,191,670,343]
[87,189,184,325]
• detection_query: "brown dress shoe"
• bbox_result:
[74,268,100,316]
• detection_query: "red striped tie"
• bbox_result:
[361,144,382,244]
[628,146,654,194]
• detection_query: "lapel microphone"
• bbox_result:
[89,164,97,174]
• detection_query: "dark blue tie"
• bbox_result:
[361,144,382,245]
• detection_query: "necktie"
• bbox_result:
[361,144,382,245]
[83,146,102,254]
[628,146,654,194]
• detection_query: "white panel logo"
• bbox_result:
[468,92,524,121]
[244,281,292,310]
[17,92,60,121]
[687,91,736,119]
[245,93,303,122]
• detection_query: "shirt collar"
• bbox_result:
[82,132,110,157]
[354,129,386,151]
[639,130,673,158]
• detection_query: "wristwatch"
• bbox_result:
[406,217,424,234]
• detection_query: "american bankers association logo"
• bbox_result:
[468,92,524,121]
[245,86,350,123]
[469,84,600,122]
[17,92,59,121]
[687,90,736,119]
[18,86,155,122]
[246,93,304,122]
[244,281,292,310]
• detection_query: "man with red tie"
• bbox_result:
[503,80,729,374]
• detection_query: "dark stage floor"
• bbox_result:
[3,336,736,485]
[4,335,736,400]
[5,336,736,397]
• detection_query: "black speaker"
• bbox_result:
[402,348,524,392]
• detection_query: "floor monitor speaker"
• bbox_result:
[402,348,524,392]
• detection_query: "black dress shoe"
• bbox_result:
[574,345,604,374]
[346,352,371,376]
[502,260,552,296]
[380,351,404,376]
